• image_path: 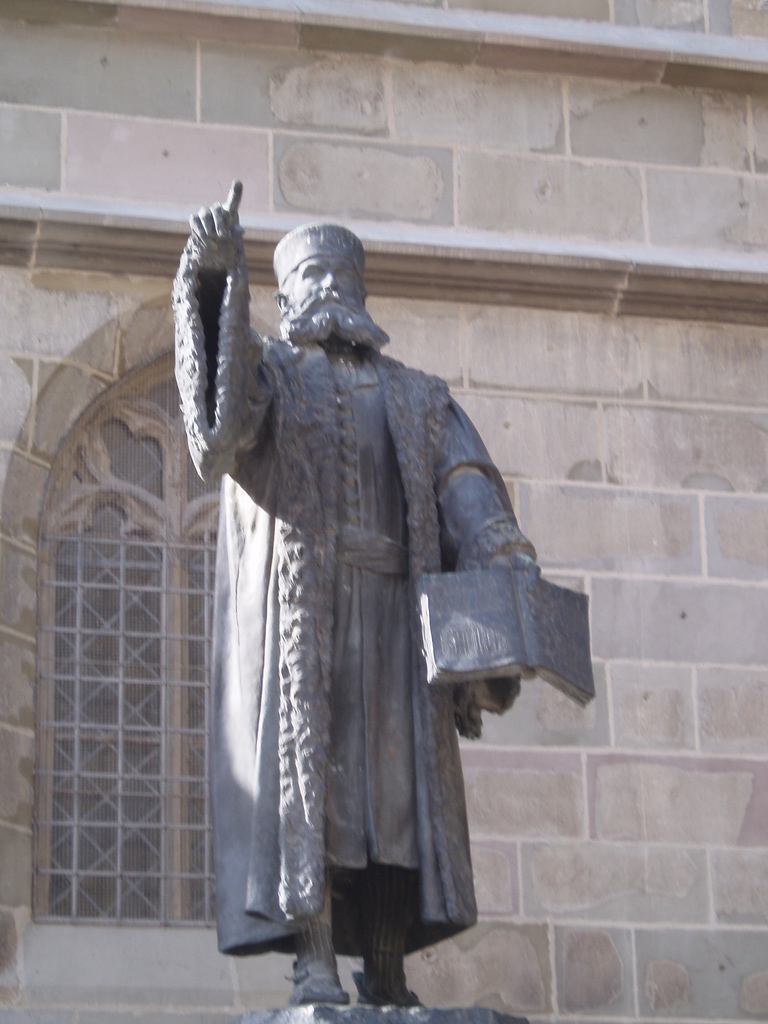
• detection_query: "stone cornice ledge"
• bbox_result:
[37,0,767,92]
[3,197,768,325]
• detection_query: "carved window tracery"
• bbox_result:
[34,354,219,924]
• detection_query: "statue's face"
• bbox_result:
[283,254,366,320]
[276,251,388,350]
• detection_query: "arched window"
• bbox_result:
[34,354,218,924]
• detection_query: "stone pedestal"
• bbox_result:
[235,1008,528,1024]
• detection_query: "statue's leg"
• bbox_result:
[289,874,350,1006]
[355,863,421,1007]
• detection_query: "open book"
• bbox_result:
[417,567,594,706]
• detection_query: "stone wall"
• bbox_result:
[2,277,768,1022]
[2,11,768,244]
[390,301,768,1020]
[2,1,768,1022]
[2,1,768,250]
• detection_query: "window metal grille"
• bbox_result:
[35,355,219,924]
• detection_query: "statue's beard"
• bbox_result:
[280,292,389,350]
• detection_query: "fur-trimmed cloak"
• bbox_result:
[173,252,534,959]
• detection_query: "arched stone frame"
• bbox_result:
[0,300,223,948]
[32,349,219,924]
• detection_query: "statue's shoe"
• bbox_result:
[352,971,421,1008]
[289,962,350,1007]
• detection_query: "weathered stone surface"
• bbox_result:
[570,82,746,168]
[464,764,583,839]
[731,0,768,37]
[698,92,751,168]
[459,153,644,241]
[524,843,707,922]
[0,22,195,118]
[0,635,35,729]
[276,139,451,223]
[0,454,48,547]
[465,307,643,397]
[706,497,768,579]
[592,577,768,664]
[202,46,387,135]
[0,269,119,359]
[699,668,768,749]
[239,957,384,1013]
[405,924,549,1014]
[447,0,608,15]
[604,404,768,492]
[31,364,104,461]
[270,59,386,134]
[23,923,233,1005]
[741,970,768,1015]
[647,168,768,249]
[528,680,597,736]
[0,1013,72,1024]
[249,286,281,340]
[392,63,562,151]
[518,483,699,573]
[232,951,309,1009]
[0,358,31,445]
[366,298,463,384]
[479,664,609,749]
[297,25,477,66]
[119,303,175,370]
[642,317,768,405]
[639,0,703,26]
[471,843,517,915]
[0,906,19,996]
[713,849,768,923]
[709,0,733,33]
[751,96,768,171]
[235,955,374,1011]
[594,760,753,843]
[645,959,690,1013]
[0,448,9,500]
[456,393,600,482]
[0,910,17,975]
[559,928,627,1013]
[636,928,768,1019]
[0,107,60,190]
[0,825,30,906]
[0,726,32,827]
[70,317,119,376]
[612,663,695,749]
[66,114,270,209]
[615,0,705,29]
[0,545,36,638]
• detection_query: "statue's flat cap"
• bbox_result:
[273,223,365,290]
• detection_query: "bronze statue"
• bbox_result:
[172,182,541,1008]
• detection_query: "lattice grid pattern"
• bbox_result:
[35,357,219,924]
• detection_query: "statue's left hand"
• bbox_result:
[492,549,539,678]
[493,549,539,580]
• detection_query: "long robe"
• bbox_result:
[173,265,534,958]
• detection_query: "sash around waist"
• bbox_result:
[336,527,409,576]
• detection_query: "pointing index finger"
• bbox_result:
[224,180,243,221]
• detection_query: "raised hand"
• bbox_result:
[187,180,244,269]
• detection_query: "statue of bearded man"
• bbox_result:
[172,183,538,1008]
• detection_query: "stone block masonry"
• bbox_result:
[420,298,768,1021]
[1,3,768,1022]
[1,282,767,1021]
[2,12,768,258]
